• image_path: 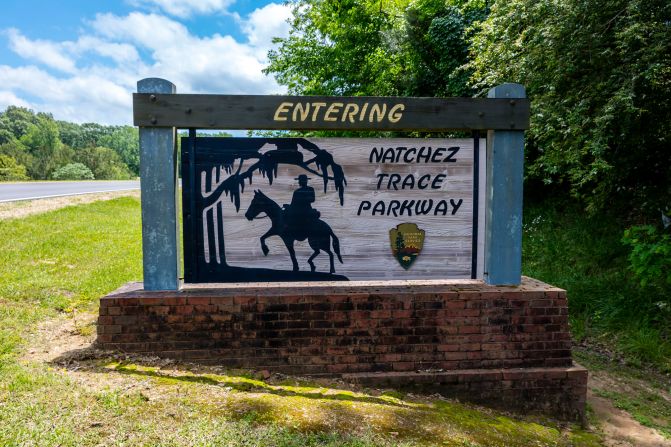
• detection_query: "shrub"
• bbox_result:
[51,163,95,180]
[0,154,28,181]
[622,224,671,290]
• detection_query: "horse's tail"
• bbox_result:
[330,229,343,264]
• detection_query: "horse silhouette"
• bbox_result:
[244,190,343,274]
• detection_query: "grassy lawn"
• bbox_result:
[0,196,604,446]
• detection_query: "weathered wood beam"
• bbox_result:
[484,83,526,286]
[133,94,530,131]
[137,78,181,291]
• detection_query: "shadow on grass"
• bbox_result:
[46,346,601,446]
[50,347,410,409]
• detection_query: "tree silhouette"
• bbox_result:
[395,232,405,255]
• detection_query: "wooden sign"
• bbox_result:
[182,137,485,282]
[134,94,529,131]
[135,79,527,290]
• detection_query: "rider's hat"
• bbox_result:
[294,174,310,181]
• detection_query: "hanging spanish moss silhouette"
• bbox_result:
[183,137,348,282]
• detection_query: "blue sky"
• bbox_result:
[0,0,292,125]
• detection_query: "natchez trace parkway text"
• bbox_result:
[357,145,464,217]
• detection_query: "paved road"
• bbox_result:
[0,180,141,202]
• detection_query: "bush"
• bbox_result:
[51,163,94,180]
[0,154,28,181]
[622,224,671,290]
[523,197,671,369]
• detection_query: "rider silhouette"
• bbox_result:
[284,174,320,226]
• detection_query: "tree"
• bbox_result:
[265,0,408,96]
[404,0,486,97]
[265,0,486,98]
[0,141,33,172]
[98,126,140,176]
[51,163,95,180]
[0,106,140,180]
[395,232,405,253]
[470,0,671,214]
[20,117,73,179]
[0,106,41,142]
[75,146,131,180]
[0,154,29,181]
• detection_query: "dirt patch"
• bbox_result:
[0,190,140,220]
[588,389,671,447]
[23,311,98,364]
[586,369,671,446]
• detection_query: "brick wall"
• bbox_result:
[96,277,586,421]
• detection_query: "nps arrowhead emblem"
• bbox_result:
[389,223,425,270]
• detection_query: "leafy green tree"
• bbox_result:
[51,162,95,180]
[0,106,41,142]
[395,232,405,253]
[0,106,140,180]
[470,0,671,214]
[98,126,140,175]
[75,146,132,180]
[0,154,29,181]
[0,141,33,171]
[57,120,87,150]
[404,0,486,97]
[81,123,114,147]
[265,0,408,96]
[20,117,73,179]
[265,0,486,99]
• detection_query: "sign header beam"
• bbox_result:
[133,94,529,131]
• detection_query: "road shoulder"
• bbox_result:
[0,190,140,220]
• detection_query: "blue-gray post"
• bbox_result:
[137,78,181,290]
[484,83,526,285]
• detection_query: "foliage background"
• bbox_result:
[0,106,138,181]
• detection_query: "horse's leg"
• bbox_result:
[326,247,335,274]
[283,238,299,272]
[260,230,274,256]
[316,235,335,274]
[307,249,320,272]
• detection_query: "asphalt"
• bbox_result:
[0,180,141,202]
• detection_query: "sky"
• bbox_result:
[0,0,293,126]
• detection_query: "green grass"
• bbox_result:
[522,197,671,371]
[0,197,602,446]
[0,196,142,308]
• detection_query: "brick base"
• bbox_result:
[345,366,587,422]
[96,277,587,421]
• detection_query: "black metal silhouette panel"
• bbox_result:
[182,137,480,283]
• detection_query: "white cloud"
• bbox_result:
[6,29,142,72]
[92,12,190,50]
[68,37,141,65]
[0,3,293,125]
[243,3,292,58]
[127,0,235,18]
[0,65,131,124]
[6,28,77,73]
[0,90,32,110]
[88,11,280,95]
